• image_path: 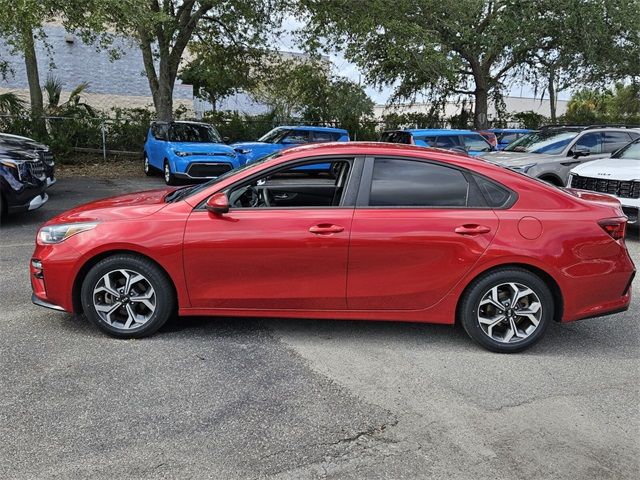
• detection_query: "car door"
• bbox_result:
[148,123,168,167]
[182,158,359,310]
[347,157,499,310]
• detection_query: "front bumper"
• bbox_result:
[46,176,56,187]
[7,192,48,214]
[32,293,66,312]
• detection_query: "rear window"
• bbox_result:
[461,134,491,152]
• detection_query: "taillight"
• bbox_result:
[598,218,627,240]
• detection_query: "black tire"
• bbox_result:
[163,160,178,185]
[458,268,554,353]
[143,153,154,176]
[80,254,176,338]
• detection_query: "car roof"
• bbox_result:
[488,128,530,133]
[271,125,349,134]
[395,129,479,136]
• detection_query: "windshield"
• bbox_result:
[169,123,222,143]
[612,139,640,159]
[258,127,288,143]
[173,152,282,201]
[504,130,578,154]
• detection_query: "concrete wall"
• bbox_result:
[0,24,193,114]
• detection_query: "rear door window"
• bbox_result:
[369,158,469,207]
[281,130,310,144]
[434,135,461,149]
[311,131,341,142]
[461,134,492,152]
[381,131,413,144]
[603,131,633,153]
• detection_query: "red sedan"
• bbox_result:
[31,143,635,352]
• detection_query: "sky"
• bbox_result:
[272,16,570,105]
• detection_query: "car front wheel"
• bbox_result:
[143,153,153,176]
[80,254,176,338]
[163,160,178,185]
[458,268,553,353]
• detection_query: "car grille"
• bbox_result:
[570,174,640,199]
[27,160,46,180]
[38,150,54,166]
[187,162,233,178]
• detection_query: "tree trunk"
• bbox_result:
[473,85,489,130]
[21,25,46,137]
[548,69,557,123]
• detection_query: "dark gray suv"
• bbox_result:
[481,126,640,186]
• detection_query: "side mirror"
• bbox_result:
[206,192,229,215]
[572,146,590,158]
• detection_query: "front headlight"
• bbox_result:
[38,222,99,244]
[509,163,536,174]
[1,159,25,180]
[173,150,189,157]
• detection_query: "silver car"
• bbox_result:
[481,126,640,186]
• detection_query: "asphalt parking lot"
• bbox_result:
[1,176,639,479]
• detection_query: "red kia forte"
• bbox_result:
[31,143,635,352]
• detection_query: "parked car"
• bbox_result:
[569,137,640,224]
[476,130,498,148]
[0,133,55,187]
[481,125,640,186]
[380,129,493,156]
[487,128,532,150]
[231,126,350,166]
[0,145,48,221]
[31,142,635,353]
[143,121,240,185]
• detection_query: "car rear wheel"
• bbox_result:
[458,268,553,353]
[143,153,154,176]
[80,254,176,338]
[163,160,178,185]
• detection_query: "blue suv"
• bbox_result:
[380,129,493,156]
[144,121,241,185]
[231,126,350,166]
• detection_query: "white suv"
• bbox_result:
[568,138,640,224]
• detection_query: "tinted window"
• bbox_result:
[603,131,633,153]
[151,123,168,140]
[461,134,491,152]
[381,131,412,144]
[281,130,309,144]
[369,158,469,207]
[574,132,602,154]
[474,175,513,208]
[311,131,341,142]
[498,133,520,143]
[434,135,461,149]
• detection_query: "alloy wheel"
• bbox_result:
[144,156,149,173]
[92,269,156,330]
[477,282,542,343]
[164,163,170,183]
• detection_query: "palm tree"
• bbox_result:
[43,75,96,117]
[0,92,26,115]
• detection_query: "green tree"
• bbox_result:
[523,0,640,123]
[564,84,640,124]
[92,0,284,121]
[179,43,265,111]
[297,0,545,129]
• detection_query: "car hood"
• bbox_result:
[45,188,173,224]
[481,150,557,166]
[0,134,49,152]
[571,158,640,181]
[230,142,274,150]
[168,141,236,155]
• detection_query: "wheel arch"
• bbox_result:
[72,249,179,314]
[455,262,564,324]
[537,173,565,186]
